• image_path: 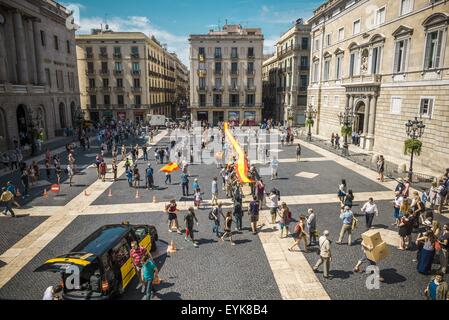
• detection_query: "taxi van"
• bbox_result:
[35,222,158,300]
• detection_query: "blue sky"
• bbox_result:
[65,0,324,65]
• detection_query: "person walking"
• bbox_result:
[112,159,118,182]
[165,200,182,234]
[145,164,154,190]
[142,144,148,162]
[338,179,347,203]
[313,231,332,279]
[344,190,355,209]
[361,198,379,229]
[192,179,200,193]
[268,189,279,225]
[398,212,410,250]
[233,201,243,231]
[337,206,354,246]
[130,241,150,293]
[270,158,279,180]
[221,211,235,246]
[133,166,141,189]
[1,187,16,217]
[181,172,190,197]
[67,164,74,187]
[288,215,308,252]
[278,202,291,239]
[353,241,384,282]
[296,143,302,162]
[141,255,158,300]
[210,203,224,238]
[193,189,202,209]
[307,209,317,246]
[256,179,265,210]
[211,177,219,206]
[437,224,449,274]
[185,207,199,247]
[335,134,340,149]
[248,196,260,235]
[99,161,107,182]
[126,169,133,188]
[377,155,385,182]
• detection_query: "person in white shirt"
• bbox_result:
[313,230,332,279]
[361,198,379,229]
[268,190,279,225]
[393,191,404,226]
[42,285,62,300]
[270,158,279,180]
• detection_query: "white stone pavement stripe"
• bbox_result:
[55,190,393,217]
[0,131,168,289]
[258,210,330,300]
[250,158,329,164]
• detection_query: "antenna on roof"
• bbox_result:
[104,13,109,31]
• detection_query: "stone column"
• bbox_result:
[26,18,37,85]
[32,20,46,85]
[366,94,378,151]
[0,26,8,83]
[13,10,29,84]
[4,11,17,83]
[362,95,371,148]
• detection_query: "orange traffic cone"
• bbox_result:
[43,188,48,198]
[152,195,156,203]
[108,189,112,197]
[84,190,89,196]
[135,190,140,199]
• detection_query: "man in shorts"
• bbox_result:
[166,200,182,234]
[130,241,152,293]
[248,196,260,235]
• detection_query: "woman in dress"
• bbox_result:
[344,190,354,209]
[398,212,410,250]
[288,215,308,253]
[417,230,437,275]
[338,179,347,203]
[221,211,235,246]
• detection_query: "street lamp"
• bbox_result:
[405,117,425,182]
[304,104,318,142]
[337,105,354,157]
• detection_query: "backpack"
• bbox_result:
[351,216,358,230]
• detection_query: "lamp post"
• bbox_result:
[405,117,425,182]
[304,104,318,142]
[337,105,354,157]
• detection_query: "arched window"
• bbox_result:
[422,13,449,70]
[0,107,8,152]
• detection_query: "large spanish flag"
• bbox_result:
[223,123,253,184]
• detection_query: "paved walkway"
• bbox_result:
[0,131,168,289]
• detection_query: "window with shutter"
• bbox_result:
[435,30,443,68]
[350,53,355,76]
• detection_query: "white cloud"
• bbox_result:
[77,15,190,66]
[263,36,278,55]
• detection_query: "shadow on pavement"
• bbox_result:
[329,270,353,280]
[380,268,407,284]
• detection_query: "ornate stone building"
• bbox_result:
[262,19,311,126]
[0,0,80,153]
[308,0,449,172]
[189,24,264,126]
[76,29,188,123]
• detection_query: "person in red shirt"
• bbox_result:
[130,241,152,293]
[99,161,107,182]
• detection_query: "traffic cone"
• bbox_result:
[152,195,156,203]
[108,189,112,197]
[84,190,89,196]
[43,188,48,198]
[135,190,140,199]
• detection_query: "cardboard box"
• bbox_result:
[365,241,390,263]
[362,230,383,248]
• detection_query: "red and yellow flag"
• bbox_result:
[160,162,180,173]
[224,122,253,184]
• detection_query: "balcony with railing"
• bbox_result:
[99,52,108,59]
[342,74,382,85]
[113,53,122,60]
[300,65,309,71]
[131,86,142,93]
[198,69,207,77]
[85,70,95,76]
[247,54,256,60]
[86,53,94,59]
[230,54,239,60]
[247,69,255,76]
[214,69,223,76]
[229,86,240,93]
[114,69,123,76]
[213,86,223,93]
[246,86,256,92]
[230,69,239,76]
[132,70,141,76]
[114,86,125,92]
[214,54,222,60]
[131,53,140,59]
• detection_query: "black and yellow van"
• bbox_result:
[35,222,158,300]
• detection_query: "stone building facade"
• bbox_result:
[0,0,80,153]
[262,19,311,126]
[308,0,449,173]
[76,30,188,123]
[189,24,264,126]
